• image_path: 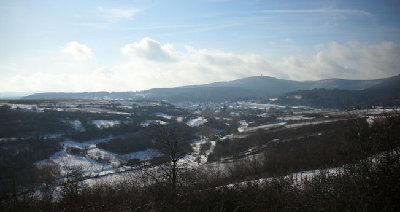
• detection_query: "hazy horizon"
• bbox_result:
[2,73,399,96]
[1,0,400,93]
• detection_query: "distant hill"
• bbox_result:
[276,75,400,109]
[0,92,33,99]
[140,75,387,102]
[22,92,139,100]
[180,76,384,94]
[22,75,394,103]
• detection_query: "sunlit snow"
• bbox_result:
[186,117,207,127]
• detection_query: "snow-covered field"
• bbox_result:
[178,139,216,168]
[36,134,218,186]
[284,119,343,128]
[221,166,343,189]
[277,115,315,121]
[242,122,286,133]
[49,151,115,177]
[37,137,117,177]
[41,136,220,188]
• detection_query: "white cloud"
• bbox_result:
[97,7,140,21]
[62,41,94,61]
[121,37,175,62]
[257,9,371,16]
[80,6,142,28]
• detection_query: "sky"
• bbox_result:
[1,0,400,92]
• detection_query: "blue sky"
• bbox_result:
[1,0,399,92]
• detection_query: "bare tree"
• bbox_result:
[58,161,84,203]
[152,122,194,194]
[198,125,212,139]
[34,160,60,201]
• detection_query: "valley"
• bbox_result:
[1,98,398,190]
[1,75,399,211]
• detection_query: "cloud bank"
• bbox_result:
[121,37,175,62]
[62,41,94,61]
[282,41,400,80]
[97,7,140,21]
[1,38,399,92]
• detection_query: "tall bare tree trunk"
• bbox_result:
[171,159,177,194]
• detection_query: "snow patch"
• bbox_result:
[155,112,173,119]
[186,117,207,127]
[66,120,85,132]
[140,120,167,127]
[92,120,121,128]
[237,120,249,133]
[366,116,375,126]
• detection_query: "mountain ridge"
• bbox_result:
[276,74,400,108]
[21,75,398,102]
